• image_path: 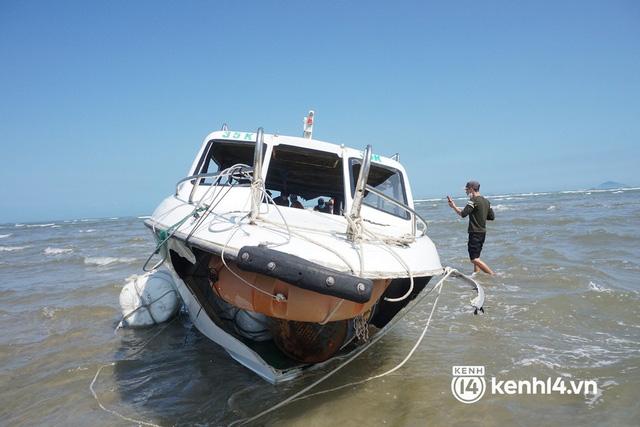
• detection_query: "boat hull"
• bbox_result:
[210,254,391,323]
[163,241,434,382]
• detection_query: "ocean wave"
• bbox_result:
[137,215,152,219]
[0,234,11,239]
[562,187,640,195]
[44,247,74,255]
[26,223,56,228]
[573,229,637,244]
[588,281,612,293]
[0,245,30,252]
[84,256,137,266]
[79,229,96,233]
[514,357,562,369]
[493,204,513,212]
[491,196,525,201]
[515,344,624,370]
[41,306,59,319]
[546,205,556,211]
[414,198,442,203]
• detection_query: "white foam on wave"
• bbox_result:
[84,256,136,266]
[547,205,556,211]
[0,245,30,252]
[503,304,530,316]
[588,281,612,293]
[0,234,11,239]
[137,215,152,219]
[26,223,56,228]
[44,247,73,255]
[79,229,96,233]
[414,198,442,203]
[493,204,513,212]
[586,379,619,407]
[515,357,562,369]
[41,306,58,319]
[563,187,640,195]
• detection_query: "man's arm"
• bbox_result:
[487,206,495,221]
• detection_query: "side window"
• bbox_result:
[350,160,409,219]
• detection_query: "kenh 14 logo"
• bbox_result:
[451,366,486,403]
[451,365,599,403]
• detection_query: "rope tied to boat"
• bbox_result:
[142,164,253,272]
[95,164,486,426]
[115,273,180,331]
[229,266,483,426]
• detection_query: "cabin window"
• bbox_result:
[196,140,264,185]
[265,145,344,214]
[350,159,410,219]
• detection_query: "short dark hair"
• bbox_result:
[465,181,480,191]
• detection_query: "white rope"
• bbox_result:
[257,218,357,274]
[291,270,445,400]
[219,215,285,301]
[144,164,251,271]
[90,318,177,427]
[229,267,455,427]
[90,363,162,427]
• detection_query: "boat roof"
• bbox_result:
[202,129,405,171]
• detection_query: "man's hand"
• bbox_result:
[447,195,462,216]
[447,195,456,208]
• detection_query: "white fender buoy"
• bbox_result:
[119,270,180,328]
[235,310,272,342]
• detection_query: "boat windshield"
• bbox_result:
[195,140,263,185]
[265,145,345,214]
[350,159,409,219]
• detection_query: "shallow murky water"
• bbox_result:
[1,188,639,426]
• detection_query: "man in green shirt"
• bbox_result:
[447,180,495,275]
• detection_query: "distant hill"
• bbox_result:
[593,181,629,190]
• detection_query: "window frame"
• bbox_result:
[348,158,410,220]
[194,139,266,186]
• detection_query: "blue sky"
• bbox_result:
[1,0,638,222]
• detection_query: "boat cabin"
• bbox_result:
[184,130,417,233]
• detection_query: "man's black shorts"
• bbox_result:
[468,232,486,260]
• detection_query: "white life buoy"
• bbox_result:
[119,270,180,328]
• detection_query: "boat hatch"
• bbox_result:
[349,159,410,220]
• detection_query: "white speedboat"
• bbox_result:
[144,113,477,383]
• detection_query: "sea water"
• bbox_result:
[1,188,639,426]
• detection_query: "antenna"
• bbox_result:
[303,110,315,139]
[221,123,228,131]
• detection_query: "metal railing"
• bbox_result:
[347,145,372,240]
[175,166,252,204]
[349,145,372,219]
[250,128,265,222]
[364,185,428,237]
